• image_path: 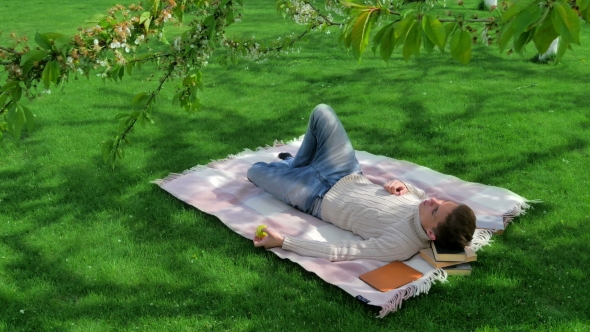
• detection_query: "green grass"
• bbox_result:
[1,0,590,331]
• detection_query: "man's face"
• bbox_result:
[419,198,459,231]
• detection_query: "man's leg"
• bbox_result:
[290,104,362,187]
[246,104,360,217]
[247,161,327,216]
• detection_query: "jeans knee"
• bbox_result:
[311,104,336,122]
[313,103,333,114]
[247,162,266,183]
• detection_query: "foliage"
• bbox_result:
[341,0,589,63]
[0,0,589,166]
[1,1,590,329]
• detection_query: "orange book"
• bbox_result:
[359,261,423,292]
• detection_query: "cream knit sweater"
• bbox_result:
[282,174,432,262]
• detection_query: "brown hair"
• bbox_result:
[433,204,476,250]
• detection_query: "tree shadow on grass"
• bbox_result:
[2,43,590,331]
[1,101,588,330]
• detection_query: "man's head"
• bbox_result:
[419,198,476,250]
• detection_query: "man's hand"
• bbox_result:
[384,180,408,196]
[253,227,285,249]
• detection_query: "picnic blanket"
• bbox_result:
[153,136,535,317]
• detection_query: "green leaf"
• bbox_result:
[6,103,25,140]
[450,29,472,65]
[372,22,390,55]
[126,63,134,76]
[502,0,538,23]
[174,5,185,22]
[0,92,8,108]
[577,0,590,11]
[1,81,19,93]
[101,139,115,163]
[144,17,152,34]
[160,30,170,45]
[443,22,458,48]
[514,29,534,55]
[53,35,72,52]
[340,1,367,9]
[50,61,60,85]
[533,17,559,54]
[20,50,47,75]
[43,32,64,40]
[422,14,445,50]
[226,10,235,25]
[150,0,161,16]
[21,105,35,133]
[139,11,151,24]
[402,20,420,61]
[512,3,544,37]
[42,61,59,89]
[583,5,590,22]
[138,111,147,129]
[394,14,415,47]
[132,92,148,105]
[144,112,155,124]
[499,20,515,53]
[35,32,52,50]
[556,38,568,61]
[208,19,218,40]
[379,23,396,62]
[11,84,22,103]
[551,2,580,45]
[351,10,375,60]
[422,31,435,53]
[118,66,125,81]
[341,11,359,49]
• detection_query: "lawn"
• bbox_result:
[1,0,589,331]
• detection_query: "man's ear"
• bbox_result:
[426,229,436,241]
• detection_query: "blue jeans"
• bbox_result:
[247,104,362,219]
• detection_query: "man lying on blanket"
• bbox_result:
[248,104,476,262]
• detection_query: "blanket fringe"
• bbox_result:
[469,229,494,252]
[377,269,448,318]
[503,199,542,227]
[378,228,494,318]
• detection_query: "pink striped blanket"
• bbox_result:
[154,137,534,317]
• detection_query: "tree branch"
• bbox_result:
[0,100,12,116]
[0,46,22,55]
[302,1,339,25]
[129,53,172,63]
[114,62,176,152]
[438,18,494,23]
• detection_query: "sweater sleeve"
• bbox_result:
[402,182,428,200]
[281,235,416,262]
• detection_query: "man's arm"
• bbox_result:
[281,235,414,262]
[253,227,415,262]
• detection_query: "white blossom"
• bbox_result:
[173,37,182,51]
[134,35,145,44]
